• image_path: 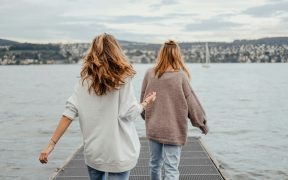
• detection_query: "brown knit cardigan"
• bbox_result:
[140,68,208,145]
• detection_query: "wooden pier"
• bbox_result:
[50,137,227,180]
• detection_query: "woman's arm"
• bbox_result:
[140,70,149,119]
[187,93,208,135]
[182,75,208,135]
[119,78,155,122]
[39,82,79,164]
[39,116,72,164]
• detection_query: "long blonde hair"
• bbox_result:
[154,40,191,79]
[80,33,135,95]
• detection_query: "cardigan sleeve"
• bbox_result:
[182,75,208,133]
[118,78,143,122]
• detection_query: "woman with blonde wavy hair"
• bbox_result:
[39,33,156,180]
[140,40,208,180]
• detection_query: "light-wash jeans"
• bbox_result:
[149,139,182,180]
[87,165,130,180]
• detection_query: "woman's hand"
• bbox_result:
[141,92,156,109]
[144,92,156,103]
[38,116,72,164]
[39,141,55,164]
[200,125,209,135]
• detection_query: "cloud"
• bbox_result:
[280,15,288,23]
[161,0,178,5]
[0,0,287,43]
[150,0,179,10]
[165,12,198,18]
[109,15,168,23]
[268,0,286,2]
[243,1,288,17]
[185,18,242,31]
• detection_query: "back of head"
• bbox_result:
[155,40,191,79]
[80,33,135,95]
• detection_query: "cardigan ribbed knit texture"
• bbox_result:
[140,68,207,145]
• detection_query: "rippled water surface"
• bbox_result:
[0,63,287,180]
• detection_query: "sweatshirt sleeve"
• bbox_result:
[182,75,207,130]
[140,70,149,120]
[62,82,79,121]
[118,78,143,122]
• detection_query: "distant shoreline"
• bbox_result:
[1,37,288,64]
[1,62,287,66]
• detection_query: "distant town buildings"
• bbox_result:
[0,39,287,65]
[125,43,288,63]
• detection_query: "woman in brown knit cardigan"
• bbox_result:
[140,40,208,180]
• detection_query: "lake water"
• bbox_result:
[0,63,287,180]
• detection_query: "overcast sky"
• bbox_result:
[0,0,287,43]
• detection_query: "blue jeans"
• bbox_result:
[87,165,130,180]
[149,139,182,180]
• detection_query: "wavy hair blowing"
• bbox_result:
[80,33,135,95]
[155,40,191,79]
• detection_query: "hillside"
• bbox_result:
[0,39,19,46]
